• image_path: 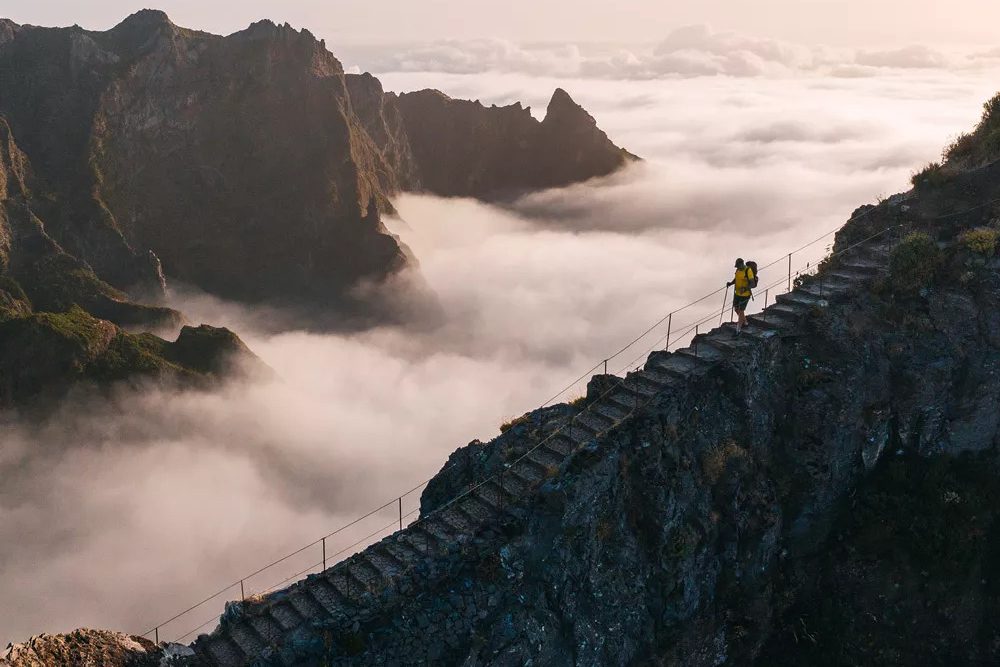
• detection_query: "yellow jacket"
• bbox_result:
[733,267,755,297]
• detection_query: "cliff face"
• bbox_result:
[0,10,633,405]
[0,88,262,408]
[156,152,1000,665]
[0,11,635,308]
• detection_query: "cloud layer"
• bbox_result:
[341,25,1000,80]
[2,54,999,646]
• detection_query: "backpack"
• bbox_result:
[745,261,759,288]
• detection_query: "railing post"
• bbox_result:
[665,313,672,351]
[498,468,504,516]
[322,537,327,570]
[155,627,158,645]
[694,324,699,355]
[240,580,245,602]
[719,285,728,326]
[634,368,639,411]
[787,253,792,291]
[398,497,403,531]
[763,288,769,321]
[603,359,608,375]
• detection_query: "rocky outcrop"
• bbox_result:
[392,87,637,199]
[0,305,265,407]
[0,11,635,309]
[0,101,260,409]
[155,153,1000,665]
[1,630,157,667]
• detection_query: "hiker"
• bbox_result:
[727,258,756,333]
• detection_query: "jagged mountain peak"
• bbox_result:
[544,87,596,127]
[110,8,174,33]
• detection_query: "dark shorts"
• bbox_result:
[733,294,751,312]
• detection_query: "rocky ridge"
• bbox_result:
[0,9,633,406]
[144,98,1000,664]
[0,10,635,308]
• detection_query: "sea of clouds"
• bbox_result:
[2,27,999,645]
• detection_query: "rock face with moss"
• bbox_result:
[142,101,1000,666]
[0,11,635,308]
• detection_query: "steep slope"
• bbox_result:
[0,97,261,408]
[174,162,1000,665]
[114,93,1000,665]
[0,11,636,309]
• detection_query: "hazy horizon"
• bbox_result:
[4,0,1000,50]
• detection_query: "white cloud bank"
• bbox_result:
[341,24,1000,80]
[2,51,1000,647]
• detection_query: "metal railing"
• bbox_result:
[139,211,911,645]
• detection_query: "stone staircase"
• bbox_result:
[189,240,891,666]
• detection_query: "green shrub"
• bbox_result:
[958,227,999,257]
[942,92,1000,165]
[889,232,940,295]
[910,162,948,190]
[499,414,531,434]
[944,132,976,161]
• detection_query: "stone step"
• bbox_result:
[757,305,802,323]
[639,365,680,389]
[322,571,365,608]
[776,290,824,308]
[511,455,547,480]
[699,334,748,355]
[581,404,617,428]
[574,410,610,435]
[436,506,476,534]
[398,526,440,556]
[462,494,496,519]
[768,299,810,316]
[545,432,577,456]
[471,480,507,512]
[367,546,408,576]
[228,620,268,658]
[590,400,629,424]
[838,258,884,274]
[647,352,710,380]
[347,557,385,588]
[285,586,333,622]
[628,369,671,394]
[568,414,600,437]
[676,340,725,363]
[747,313,795,331]
[380,538,424,566]
[203,635,245,667]
[528,443,564,467]
[797,280,850,299]
[248,613,286,645]
[827,268,871,283]
[268,601,304,631]
[615,369,654,393]
[419,517,458,544]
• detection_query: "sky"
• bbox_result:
[3,0,1000,650]
[3,0,1000,48]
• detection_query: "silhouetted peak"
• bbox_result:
[112,9,173,33]
[544,88,595,127]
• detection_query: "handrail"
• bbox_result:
[136,213,879,643]
[140,190,1000,644]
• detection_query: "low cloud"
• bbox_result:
[343,25,978,80]
[856,45,949,69]
[2,59,1000,647]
